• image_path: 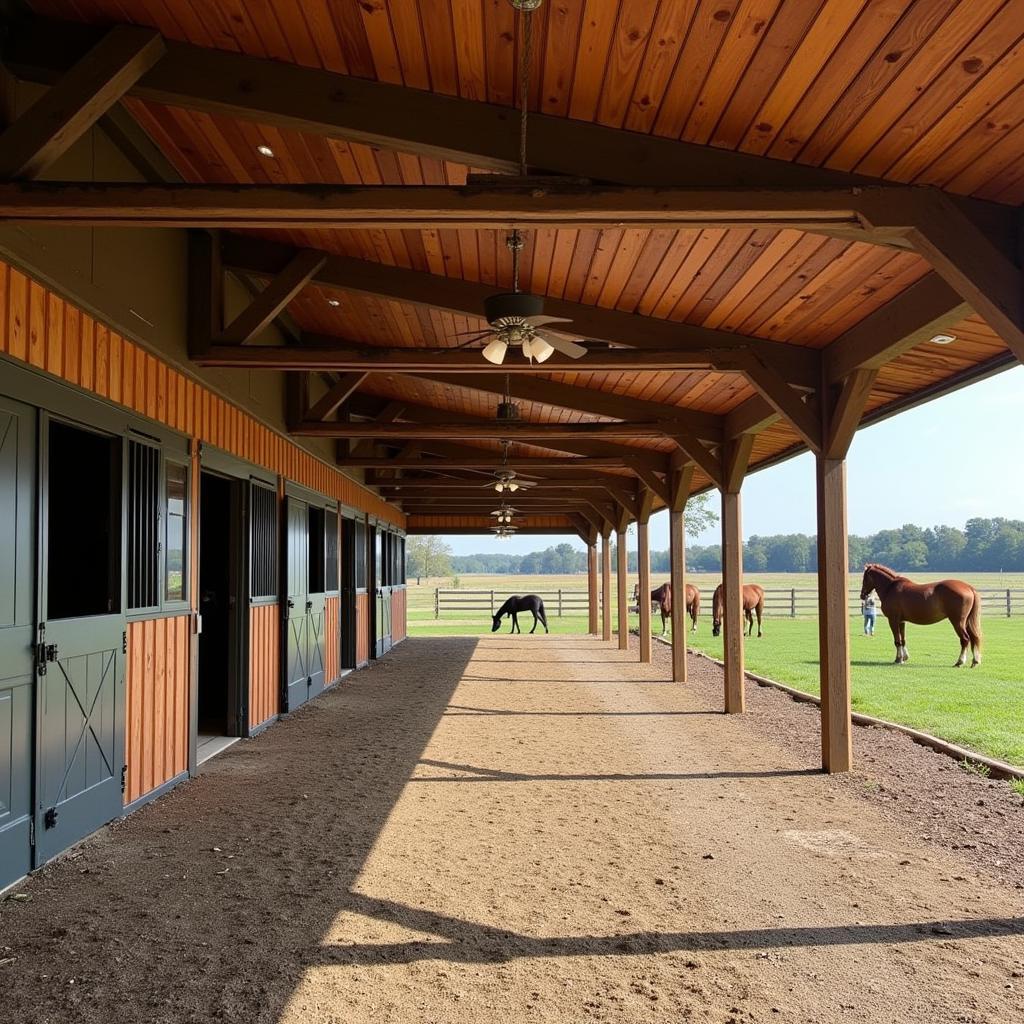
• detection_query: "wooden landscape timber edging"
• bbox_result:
[651,636,1024,783]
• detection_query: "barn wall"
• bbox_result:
[125,617,190,805]
[392,588,407,644]
[356,593,370,666]
[0,259,404,525]
[249,604,280,731]
[324,595,341,686]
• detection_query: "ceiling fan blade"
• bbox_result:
[449,331,495,351]
[536,330,588,359]
[523,314,573,327]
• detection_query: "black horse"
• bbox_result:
[492,595,549,634]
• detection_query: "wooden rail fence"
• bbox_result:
[434,587,1024,618]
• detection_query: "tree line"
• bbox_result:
[684,518,1024,573]
[408,518,1024,578]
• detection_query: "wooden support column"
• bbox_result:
[817,457,852,773]
[720,437,753,713]
[587,530,599,635]
[636,486,655,663]
[616,521,629,651]
[601,529,612,642]
[668,463,694,683]
[816,366,876,773]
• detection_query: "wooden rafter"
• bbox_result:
[220,248,325,344]
[336,455,632,469]
[731,354,822,454]
[296,420,676,440]
[5,17,916,192]
[0,25,165,180]
[305,372,368,422]
[0,182,917,239]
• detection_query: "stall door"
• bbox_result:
[35,418,125,867]
[305,505,326,701]
[283,496,310,711]
[0,397,35,889]
[373,528,392,657]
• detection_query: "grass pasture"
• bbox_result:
[407,571,1024,767]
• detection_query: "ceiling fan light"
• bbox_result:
[508,481,519,492]
[521,337,534,361]
[531,337,554,362]
[482,338,509,365]
[495,481,504,493]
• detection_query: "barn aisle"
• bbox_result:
[2,635,1023,1023]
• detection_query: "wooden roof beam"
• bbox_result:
[5,17,923,193]
[0,25,165,180]
[337,455,632,469]
[303,421,678,440]
[219,236,818,390]
[305,372,369,422]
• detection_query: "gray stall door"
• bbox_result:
[0,398,35,889]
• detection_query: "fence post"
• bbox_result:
[558,589,563,617]
[434,587,439,618]
[790,589,796,618]
[1007,589,1012,618]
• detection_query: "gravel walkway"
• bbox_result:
[1,634,1022,1023]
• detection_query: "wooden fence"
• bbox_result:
[435,588,598,618]
[435,587,1024,618]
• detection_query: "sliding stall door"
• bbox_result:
[0,397,35,888]
[35,417,125,867]
[283,496,310,711]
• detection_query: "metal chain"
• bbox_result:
[518,7,532,177]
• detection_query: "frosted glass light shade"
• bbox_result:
[531,338,554,362]
[482,338,508,364]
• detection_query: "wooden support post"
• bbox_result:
[616,526,629,651]
[668,464,694,683]
[721,491,744,713]
[636,485,655,663]
[587,532,599,635]
[816,456,852,773]
[601,530,612,642]
[720,436,752,713]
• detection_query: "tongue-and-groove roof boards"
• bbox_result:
[2,0,1022,538]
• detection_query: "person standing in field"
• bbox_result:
[861,590,878,636]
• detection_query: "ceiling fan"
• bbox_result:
[476,437,537,492]
[449,1,588,367]
[449,238,589,365]
[490,504,522,524]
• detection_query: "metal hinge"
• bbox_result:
[121,764,127,794]
[122,631,128,654]
[29,818,35,846]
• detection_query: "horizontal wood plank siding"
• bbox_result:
[249,603,279,729]
[125,616,189,805]
[324,594,340,686]
[355,592,370,666]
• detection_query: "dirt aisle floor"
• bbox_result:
[2,635,1023,1024]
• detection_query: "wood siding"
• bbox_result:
[355,592,370,666]
[391,587,407,644]
[125,616,189,805]
[249,603,279,730]
[0,260,403,529]
[324,594,340,686]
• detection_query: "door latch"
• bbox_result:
[44,807,58,830]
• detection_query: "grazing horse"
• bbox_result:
[711,583,765,638]
[860,564,982,667]
[632,582,701,634]
[492,594,549,634]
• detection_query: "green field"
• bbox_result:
[407,571,1024,767]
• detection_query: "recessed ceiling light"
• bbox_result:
[929,333,956,345]
[327,298,340,307]
[256,144,275,158]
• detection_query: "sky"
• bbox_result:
[441,364,1024,556]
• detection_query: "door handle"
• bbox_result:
[287,599,295,610]
[305,601,313,613]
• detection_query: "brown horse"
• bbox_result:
[711,583,765,638]
[632,582,700,634]
[860,564,982,667]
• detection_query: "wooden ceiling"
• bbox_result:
[8,1,1024,535]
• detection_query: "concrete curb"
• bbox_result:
[643,630,1024,782]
